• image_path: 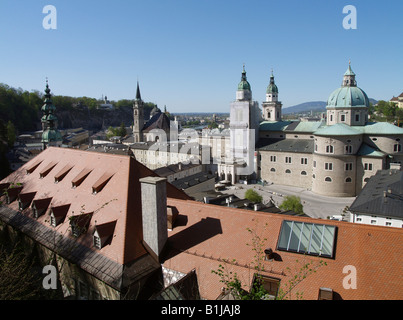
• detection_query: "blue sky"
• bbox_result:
[0,0,402,113]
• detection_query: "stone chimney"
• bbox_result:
[140,177,167,261]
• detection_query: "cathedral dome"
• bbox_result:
[326,86,369,109]
[326,63,369,109]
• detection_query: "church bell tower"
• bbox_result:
[262,70,282,121]
[133,81,144,143]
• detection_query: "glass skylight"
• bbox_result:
[277,220,337,258]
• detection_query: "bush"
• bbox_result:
[244,189,263,203]
[279,196,304,215]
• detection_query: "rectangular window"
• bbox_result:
[301,158,308,165]
[277,221,337,258]
[270,156,277,162]
[325,163,333,171]
[254,275,280,299]
[394,144,402,152]
[364,163,373,171]
[355,114,360,122]
[285,157,292,164]
[345,163,353,171]
[341,114,346,122]
[326,145,334,154]
[345,145,353,154]
[313,161,316,168]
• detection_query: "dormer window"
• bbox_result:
[92,173,114,195]
[71,168,92,188]
[26,161,43,175]
[54,164,74,183]
[70,213,93,237]
[17,192,36,211]
[93,221,116,249]
[49,204,70,227]
[31,198,52,219]
[39,162,58,179]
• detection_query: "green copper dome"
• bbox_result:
[326,86,369,109]
[266,75,278,94]
[42,129,62,143]
[237,66,251,91]
[326,64,369,109]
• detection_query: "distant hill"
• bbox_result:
[283,101,327,114]
[283,99,378,114]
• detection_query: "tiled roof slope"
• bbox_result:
[349,170,403,219]
[0,148,190,272]
[163,198,403,300]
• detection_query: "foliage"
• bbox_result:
[244,189,263,203]
[277,259,327,300]
[208,121,219,129]
[372,100,403,123]
[0,242,44,300]
[212,223,268,300]
[106,122,127,138]
[279,195,304,215]
[0,119,12,179]
[211,222,327,300]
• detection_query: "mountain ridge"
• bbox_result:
[283,99,378,114]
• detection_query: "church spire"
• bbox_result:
[236,64,252,101]
[41,79,62,150]
[133,81,144,143]
[135,81,142,101]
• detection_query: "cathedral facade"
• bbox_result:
[257,63,403,197]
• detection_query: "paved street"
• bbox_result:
[221,183,356,220]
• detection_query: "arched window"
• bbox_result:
[270,168,276,172]
[285,169,291,174]
[345,177,352,183]
[325,177,332,182]
[326,145,334,153]
[301,171,307,175]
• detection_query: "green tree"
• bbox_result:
[279,195,304,215]
[212,223,327,300]
[6,121,16,148]
[118,122,127,137]
[244,189,263,203]
[0,242,44,300]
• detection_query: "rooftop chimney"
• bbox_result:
[140,177,167,261]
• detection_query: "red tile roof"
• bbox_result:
[164,198,403,300]
[1,147,190,266]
